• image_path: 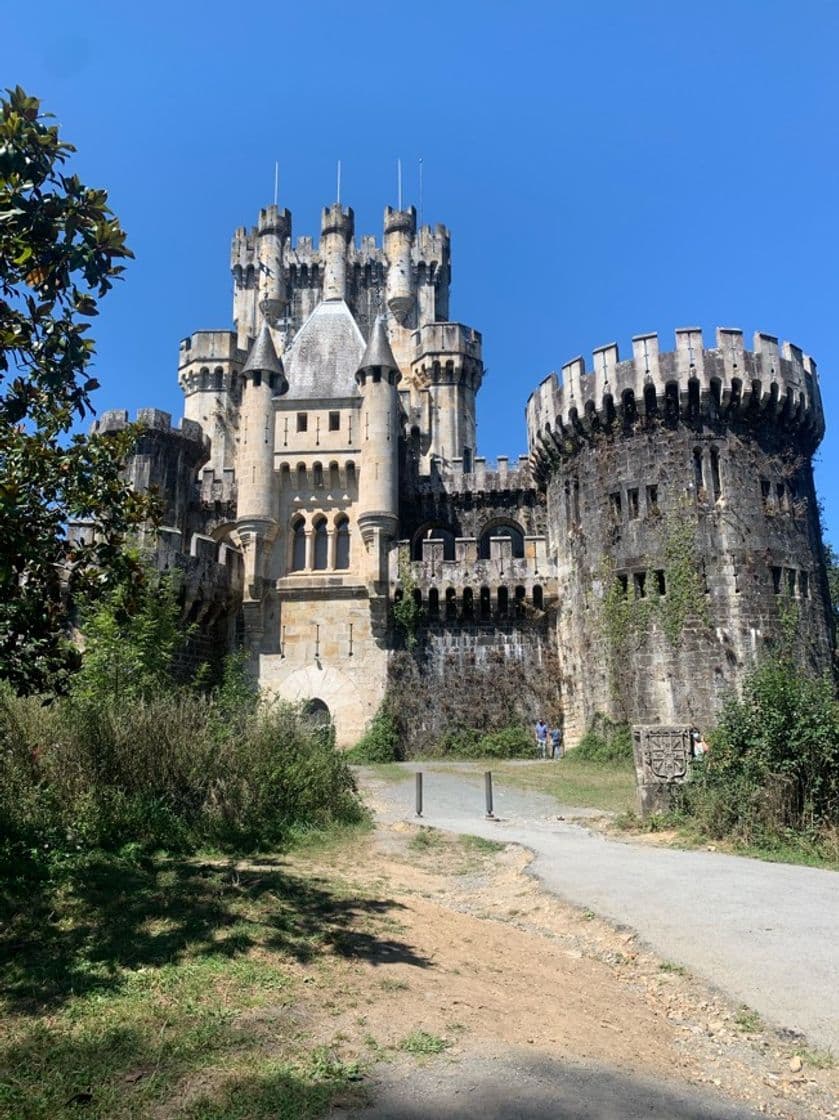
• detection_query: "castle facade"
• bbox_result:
[92,197,834,745]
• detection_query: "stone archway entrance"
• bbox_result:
[302,697,331,731]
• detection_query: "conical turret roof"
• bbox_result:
[242,321,285,379]
[357,316,399,377]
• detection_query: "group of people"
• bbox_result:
[534,718,562,759]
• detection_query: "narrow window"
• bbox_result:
[532,585,544,610]
[693,447,704,494]
[787,568,796,596]
[776,483,787,511]
[445,587,457,619]
[428,588,440,617]
[463,447,473,473]
[497,586,509,617]
[646,484,658,511]
[329,411,340,432]
[297,412,308,433]
[655,570,666,595]
[335,516,350,569]
[800,570,810,599]
[634,571,647,598]
[514,586,526,618]
[313,462,324,487]
[564,481,571,531]
[760,479,771,506]
[462,587,474,620]
[771,566,782,594]
[291,519,306,572]
[617,573,629,596]
[627,488,639,519]
[313,519,328,570]
[610,491,622,519]
[573,479,580,525]
[710,448,721,501]
[480,586,491,620]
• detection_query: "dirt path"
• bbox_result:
[283,820,839,1120]
[358,762,839,1053]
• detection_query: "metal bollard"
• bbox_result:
[415,771,423,817]
[485,770,495,819]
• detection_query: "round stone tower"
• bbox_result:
[320,203,354,301]
[527,327,833,745]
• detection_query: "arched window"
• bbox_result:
[329,461,340,491]
[313,462,324,488]
[296,463,307,490]
[497,586,509,617]
[313,517,328,570]
[412,523,456,561]
[462,587,474,620]
[514,586,526,618]
[479,586,491,620]
[335,516,350,569]
[346,461,356,489]
[291,517,306,572]
[532,585,544,610]
[478,521,525,560]
[445,587,457,619]
[428,587,440,617]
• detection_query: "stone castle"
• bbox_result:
[90,195,834,746]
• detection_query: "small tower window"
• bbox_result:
[634,571,647,598]
[609,492,622,519]
[646,484,658,512]
[710,448,722,501]
[335,516,350,569]
[329,411,340,431]
[463,447,473,473]
[693,447,705,495]
[313,518,328,570]
[291,518,306,572]
[655,570,666,595]
[627,488,639,519]
[297,412,308,433]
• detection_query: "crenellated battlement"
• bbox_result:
[415,454,534,496]
[92,409,208,449]
[526,327,825,473]
[200,466,237,506]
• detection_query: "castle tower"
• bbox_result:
[527,327,833,745]
[356,317,401,581]
[411,322,483,468]
[383,205,416,324]
[256,204,291,325]
[320,203,354,301]
[236,321,285,618]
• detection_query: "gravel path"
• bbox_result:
[331,1049,765,1119]
[361,763,839,1052]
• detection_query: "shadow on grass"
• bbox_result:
[0,852,432,1015]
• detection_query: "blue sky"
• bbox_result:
[8,0,839,538]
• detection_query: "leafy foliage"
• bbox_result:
[679,656,839,850]
[574,714,633,765]
[0,86,151,693]
[392,549,423,649]
[345,708,401,762]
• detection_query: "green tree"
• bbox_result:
[0,86,151,693]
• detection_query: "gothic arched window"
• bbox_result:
[335,516,350,569]
[313,517,328,570]
[291,517,306,572]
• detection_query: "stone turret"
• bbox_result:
[526,325,832,746]
[383,205,416,324]
[256,204,291,325]
[236,321,284,615]
[355,317,401,580]
[320,203,354,302]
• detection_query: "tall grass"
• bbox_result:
[0,686,364,882]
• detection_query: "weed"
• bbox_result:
[659,961,688,976]
[799,1048,835,1070]
[581,909,596,921]
[379,978,409,993]
[460,834,505,855]
[408,827,445,853]
[399,1030,448,1055]
[734,1006,763,1032]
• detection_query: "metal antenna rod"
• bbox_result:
[397,157,402,211]
[336,159,341,205]
[418,156,423,226]
[273,161,279,207]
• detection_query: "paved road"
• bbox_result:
[361,763,839,1052]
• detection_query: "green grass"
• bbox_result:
[492,755,636,814]
[459,834,505,855]
[0,826,422,1120]
[398,1030,448,1055]
[798,1047,835,1070]
[733,1005,763,1032]
[658,961,688,976]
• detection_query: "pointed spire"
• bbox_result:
[357,316,399,379]
[242,320,285,381]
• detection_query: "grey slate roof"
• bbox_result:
[358,315,399,375]
[283,299,365,401]
[242,321,285,378]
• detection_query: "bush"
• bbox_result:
[0,683,365,880]
[680,657,839,847]
[437,725,532,759]
[345,708,401,763]
[573,714,633,765]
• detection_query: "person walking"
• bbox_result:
[550,725,563,759]
[535,718,548,759]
